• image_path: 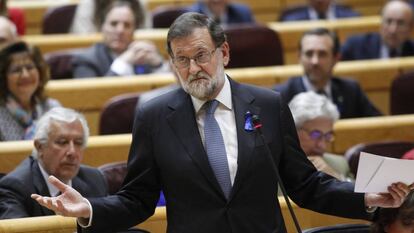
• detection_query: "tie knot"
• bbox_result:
[205,100,219,115]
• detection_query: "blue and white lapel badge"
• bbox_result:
[244,111,254,132]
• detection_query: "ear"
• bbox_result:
[34,140,43,158]
[220,42,230,66]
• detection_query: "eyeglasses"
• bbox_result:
[173,47,218,69]
[301,128,335,142]
[8,63,37,76]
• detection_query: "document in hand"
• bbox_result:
[355,152,414,193]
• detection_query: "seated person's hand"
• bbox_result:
[31,176,91,218]
[119,40,163,67]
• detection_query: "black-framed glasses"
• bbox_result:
[301,128,335,142]
[173,47,218,69]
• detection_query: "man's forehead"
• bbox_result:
[171,28,214,54]
[301,35,333,50]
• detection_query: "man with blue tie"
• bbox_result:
[32,13,412,233]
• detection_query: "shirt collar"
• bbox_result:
[308,3,335,20]
[192,75,232,114]
[38,160,72,197]
[302,75,332,98]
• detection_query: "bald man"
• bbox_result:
[341,0,414,60]
[0,16,17,49]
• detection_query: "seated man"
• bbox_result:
[0,107,107,219]
[280,0,359,21]
[274,28,381,118]
[289,92,354,181]
[187,0,255,25]
[341,0,414,61]
[72,0,169,78]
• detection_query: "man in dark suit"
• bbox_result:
[341,0,414,61]
[73,0,168,78]
[274,28,381,119]
[280,0,359,21]
[32,13,411,233]
[187,0,254,25]
[0,107,107,219]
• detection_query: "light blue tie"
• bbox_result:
[204,100,232,199]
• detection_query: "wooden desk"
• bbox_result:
[0,199,366,233]
[1,115,414,174]
[23,16,389,64]
[43,57,414,134]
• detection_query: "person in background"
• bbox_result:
[0,41,60,141]
[279,0,360,21]
[341,0,414,61]
[0,0,25,35]
[70,0,150,34]
[0,16,17,49]
[187,0,255,25]
[0,107,107,219]
[72,0,168,78]
[274,27,381,119]
[371,190,414,233]
[289,91,354,181]
[32,13,411,233]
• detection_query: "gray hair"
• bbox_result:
[288,91,339,129]
[167,12,226,57]
[32,107,89,158]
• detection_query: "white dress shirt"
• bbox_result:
[190,76,238,185]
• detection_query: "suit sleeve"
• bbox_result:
[0,177,31,219]
[84,105,160,233]
[275,97,371,220]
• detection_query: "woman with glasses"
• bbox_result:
[0,41,60,141]
[289,91,354,181]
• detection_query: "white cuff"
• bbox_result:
[77,198,93,228]
[111,58,134,76]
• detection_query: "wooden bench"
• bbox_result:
[12,0,384,34]
[23,16,386,64]
[1,114,414,174]
[43,57,414,134]
[0,199,367,233]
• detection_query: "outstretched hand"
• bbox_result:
[365,182,414,208]
[31,176,91,218]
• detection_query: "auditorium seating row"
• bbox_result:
[12,0,385,34]
[1,113,414,174]
[42,57,414,134]
[0,199,367,233]
[23,16,385,64]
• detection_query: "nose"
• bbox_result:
[316,138,328,151]
[387,21,398,33]
[311,54,319,65]
[66,141,76,156]
[188,58,201,74]
[20,67,30,77]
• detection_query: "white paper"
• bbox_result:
[354,152,414,193]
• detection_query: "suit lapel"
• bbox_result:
[228,80,260,199]
[32,161,56,216]
[166,89,224,197]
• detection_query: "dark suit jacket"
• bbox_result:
[280,5,359,21]
[341,33,414,61]
[273,76,382,119]
[187,2,254,24]
[0,156,107,219]
[72,43,155,78]
[83,78,371,233]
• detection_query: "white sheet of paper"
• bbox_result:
[354,152,414,193]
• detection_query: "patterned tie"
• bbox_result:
[204,100,232,199]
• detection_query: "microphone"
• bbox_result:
[252,115,302,233]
